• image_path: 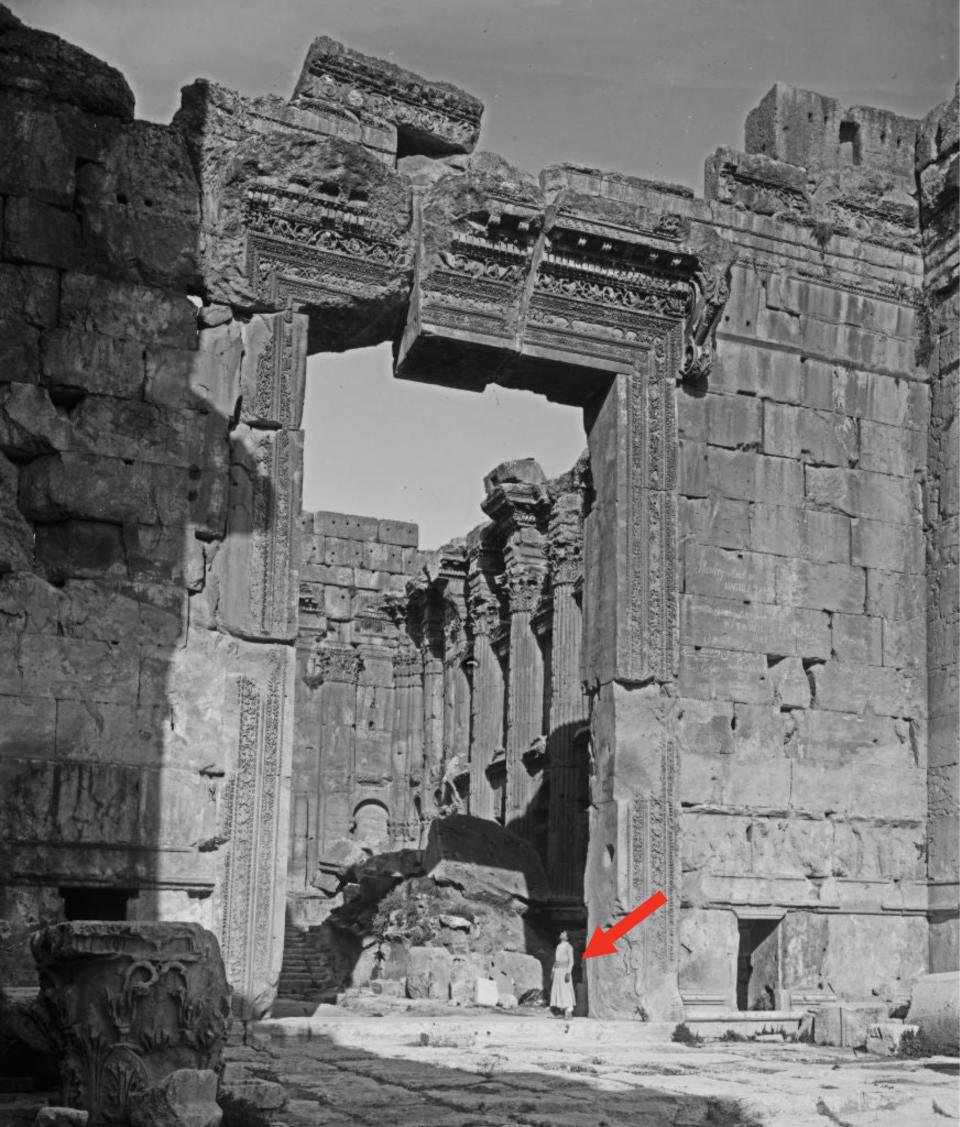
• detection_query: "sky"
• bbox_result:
[11,0,957,547]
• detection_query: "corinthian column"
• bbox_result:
[466,538,505,820]
[545,491,588,898]
[482,468,549,843]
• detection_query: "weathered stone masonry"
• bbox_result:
[0,6,956,1021]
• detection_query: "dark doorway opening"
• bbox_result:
[60,886,136,921]
[736,917,781,1011]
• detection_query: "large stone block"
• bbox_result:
[3,196,82,270]
[805,466,920,523]
[706,447,803,504]
[128,1069,221,1127]
[750,503,851,564]
[678,908,737,1008]
[678,647,774,704]
[705,392,761,448]
[292,36,483,156]
[406,945,453,1000]
[810,661,924,719]
[851,517,925,573]
[18,452,216,530]
[780,911,926,1001]
[145,328,242,417]
[831,613,883,665]
[790,759,925,819]
[681,594,830,658]
[905,972,960,1053]
[833,368,926,428]
[0,263,59,327]
[679,497,750,550]
[859,419,925,478]
[713,339,803,403]
[40,328,146,399]
[424,814,550,904]
[793,708,917,764]
[59,274,197,349]
[684,543,777,603]
[0,94,77,204]
[774,558,865,614]
[73,120,200,290]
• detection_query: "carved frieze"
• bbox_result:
[245,183,407,313]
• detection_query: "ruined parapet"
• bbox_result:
[31,922,230,1126]
[706,84,923,253]
[745,83,919,180]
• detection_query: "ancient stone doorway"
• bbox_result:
[736,916,782,1011]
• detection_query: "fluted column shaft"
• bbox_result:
[546,575,586,894]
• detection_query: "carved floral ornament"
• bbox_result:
[304,643,363,687]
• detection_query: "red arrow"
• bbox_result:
[582,891,667,959]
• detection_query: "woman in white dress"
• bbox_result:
[549,930,576,1017]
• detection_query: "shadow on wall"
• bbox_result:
[0,9,295,1024]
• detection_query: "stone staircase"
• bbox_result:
[276,921,348,1004]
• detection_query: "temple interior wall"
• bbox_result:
[0,8,956,1019]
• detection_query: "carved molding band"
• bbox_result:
[219,647,291,1017]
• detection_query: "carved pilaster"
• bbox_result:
[219,646,294,1018]
[240,307,307,429]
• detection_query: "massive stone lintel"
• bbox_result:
[173,81,414,349]
[396,160,731,401]
[292,36,483,157]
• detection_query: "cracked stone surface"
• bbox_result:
[217,1012,960,1127]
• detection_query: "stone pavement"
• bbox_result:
[234,1007,960,1127]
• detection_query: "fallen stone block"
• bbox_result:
[497,992,519,1009]
[814,1002,889,1048]
[127,1069,221,1127]
[906,971,960,1053]
[475,977,499,1007]
[35,1111,89,1127]
[865,1022,919,1055]
[406,945,452,1000]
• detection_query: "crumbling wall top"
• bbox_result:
[0,3,133,119]
[745,82,919,181]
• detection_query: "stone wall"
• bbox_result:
[918,85,960,972]
[0,6,954,1022]
[674,89,931,1008]
[291,509,425,921]
[0,8,300,1017]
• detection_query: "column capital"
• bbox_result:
[501,564,546,615]
[304,642,363,687]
